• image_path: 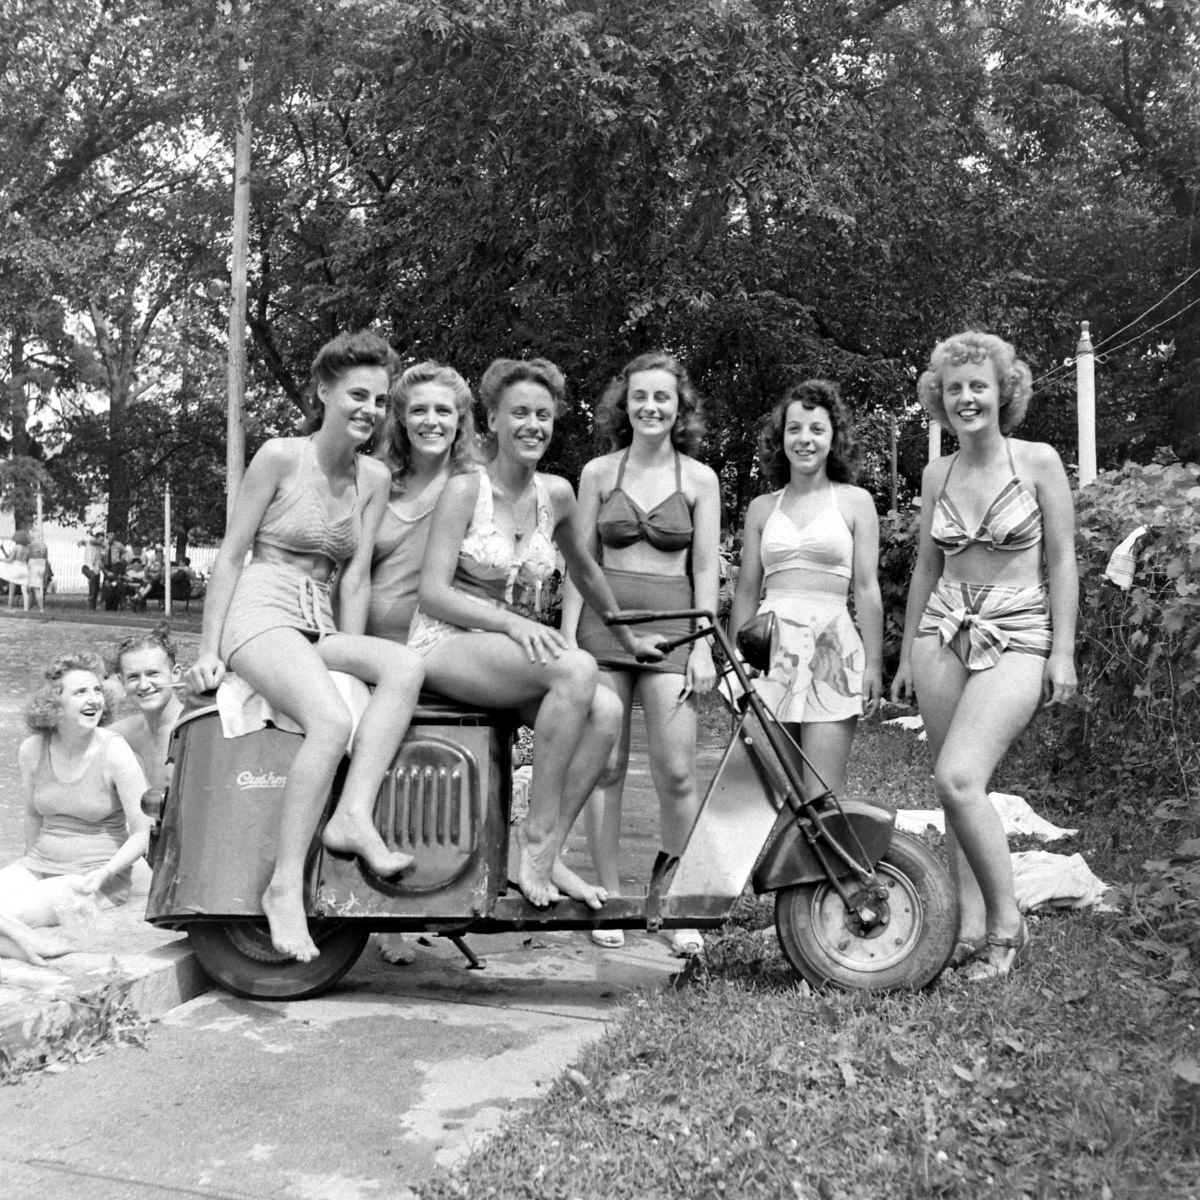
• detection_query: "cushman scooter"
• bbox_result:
[143,608,956,1000]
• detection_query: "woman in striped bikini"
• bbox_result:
[891,331,1078,981]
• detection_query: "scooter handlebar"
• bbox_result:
[604,608,714,627]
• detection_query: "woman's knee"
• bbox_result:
[933,761,985,812]
[376,643,424,696]
[548,648,599,700]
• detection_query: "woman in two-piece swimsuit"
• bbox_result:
[188,331,425,963]
[409,357,664,909]
[559,351,721,955]
[0,652,149,964]
[731,380,883,802]
[891,331,1078,981]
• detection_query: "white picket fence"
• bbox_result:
[1,536,218,596]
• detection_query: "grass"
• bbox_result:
[415,715,1200,1200]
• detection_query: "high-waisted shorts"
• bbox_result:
[220,561,336,663]
[917,579,1052,672]
[576,568,693,675]
[752,589,865,723]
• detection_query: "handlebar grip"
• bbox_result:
[604,609,659,626]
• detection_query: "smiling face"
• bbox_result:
[941,356,1001,435]
[783,401,834,479]
[58,669,106,730]
[320,365,391,446]
[489,380,555,465]
[403,381,461,465]
[626,368,679,442]
[120,646,180,718]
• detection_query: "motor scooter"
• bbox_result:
[143,608,957,999]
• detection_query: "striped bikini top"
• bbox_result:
[930,442,1042,556]
[256,438,361,565]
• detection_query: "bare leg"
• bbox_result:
[318,634,423,876]
[583,672,636,897]
[913,639,1043,965]
[423,635,603,907]
[230,630,356,962]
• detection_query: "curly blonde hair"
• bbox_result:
[377,362,480,495]
[25,652,120,732]
[917,331,1033,434]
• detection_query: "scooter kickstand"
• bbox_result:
[448,935,487,970]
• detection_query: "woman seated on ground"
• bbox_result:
[890,331,1077,981]
[186,330,425,963]
[560,351,721,956]
[409,357,664,907]
[0,652,150,965]
[110,627,184,790]
[730,380,883,798]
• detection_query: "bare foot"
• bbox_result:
[377,933,415,966]
[323,812,414,878]
[516,827,561,908]
[261,885,319,962]
[551,859,608,910]
[0,914,68,966]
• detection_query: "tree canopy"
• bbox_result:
[2,0,1197,537]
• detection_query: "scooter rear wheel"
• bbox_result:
[774,830,955,992]
[189,920,370,1000]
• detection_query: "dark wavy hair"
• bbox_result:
[302,330,402,444]
[917,331,1033,435]
[757,379,861,487]
[25,652,120,732]
[377,362,480,495]
[594,351,704,454]
[115,624,178,674]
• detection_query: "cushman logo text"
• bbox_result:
[236,770,287,790]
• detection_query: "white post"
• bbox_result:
[163,484,172,618]
[35,484,43,530]
[1076,321,1097,487]
[928,419,941,462]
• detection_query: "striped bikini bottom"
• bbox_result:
[917,580,1051,672]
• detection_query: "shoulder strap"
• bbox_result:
[673,451,682,492]
[938,452,960,495]
[1004,438,1018,475]
[614,448,631,490]
[474,470,495,525]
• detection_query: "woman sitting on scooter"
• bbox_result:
[186,330,425,964]
[408,357,664,908]
[730,379,884,798]
[891,331,1077,981]
[0,652,149,965]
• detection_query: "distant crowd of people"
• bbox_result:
[80,531,205,613]
[1,328,1078,986]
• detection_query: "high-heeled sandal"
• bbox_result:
[948,934,987,969]
[965,917,1030,982]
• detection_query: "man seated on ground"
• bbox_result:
[109,628,183,789]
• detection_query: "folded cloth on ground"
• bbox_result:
[882,713,927,740]
[895,791,1078,841]
[1011,850,1115,912]
[216,671,370,752]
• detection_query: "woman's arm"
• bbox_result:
[683,461,722,696]
[78,735,151,895]
[18,737,42,852]
[729,495,768,640]
[559,458,606,644]
[188,440,291,690]
[846,486,884,715]
[337,457,391,637]
[548,477,664,664]
[889,463,945,704]
[1032,442,1079,704]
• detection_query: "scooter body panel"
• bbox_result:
[750,798,897,894]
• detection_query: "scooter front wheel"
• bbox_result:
[774,830,955,992]
[188,920,370,1000]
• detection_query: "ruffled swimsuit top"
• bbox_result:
[931,442,1042,556]
[596,450,693,553]
[760,485,853,583]
[256,438,361,565]
[454,471,557,611]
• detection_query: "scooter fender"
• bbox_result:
[751,799,897,894]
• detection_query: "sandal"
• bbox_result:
[590,929,625,949]
[965,917,1030,982]
[670,929,704,957]
[948,934,987,969]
